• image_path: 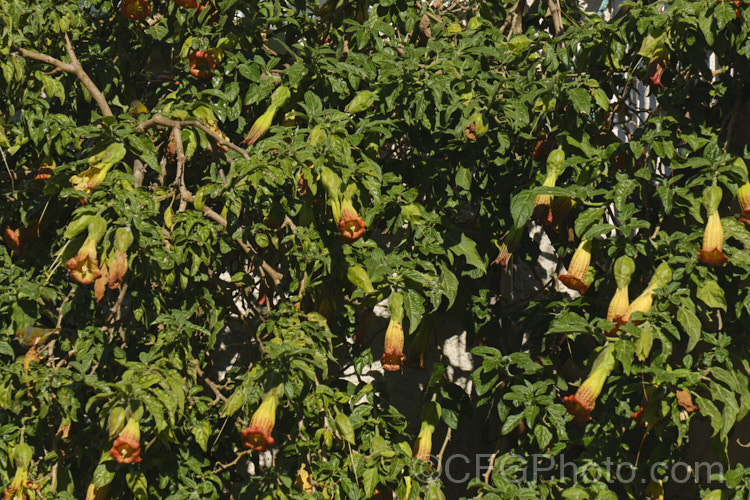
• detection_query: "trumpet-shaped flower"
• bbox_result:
[606,256,635,334]
[70,164,111,194]
[739,182,750,227]
[338,198,366,244]
[697,185,728,267]
[241,389,281,451]
[109,418,142,465]
[381,292,405,371]
[559,239,592,294]
[563,346,615,423]
[67,237,102,285]
[492,226,523,269]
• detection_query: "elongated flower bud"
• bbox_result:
[622,262,671,322]
[241,387,282,451]
[413,402,440,463]
[242,106,277,146]
[270,86,291,108]
[559,239,592,294]
[738,182,750,227]
[563,345,615,423]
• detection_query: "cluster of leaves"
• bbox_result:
[2,0,750,498]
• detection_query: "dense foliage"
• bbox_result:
[2,0,750,498]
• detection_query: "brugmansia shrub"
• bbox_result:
[2,0,750,498]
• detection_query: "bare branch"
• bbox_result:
[13,34,113,117]
[137,115,250,160]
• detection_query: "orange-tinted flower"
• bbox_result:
[492,226,523,269]
[406,319,433,371]
[3,226,37,256]
[108,251,128,290]
[109,418,141,465]
[120,0,150,20]
[412,424,433,463]
[381,317,405,371]
[338,198,366,244]
[738,182,750,227]
[559,239,592,294]
[532,194,551,224]
[67,237,102,285]
[546,196,575,229]
[697,212,727,266]
[412,402,440,464]
[85,481,110,500]
[94,261,109,303]
[644,57,666,90]
[188,50,217,80]
[606,256,635,335]
[622,262,672,323]
[563,346,615,423]
[241,390,281,451]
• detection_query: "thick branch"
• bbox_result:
[13,34,113,117]
[547,0,564,36]
[137,115,250,160]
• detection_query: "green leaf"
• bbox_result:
[336,413,355,444]
[593,88,609,111]
[676,304,701,353]
[534,424,553,449]
[125,471,148,500]
[501,412,524,435]
[449,233,486,273]
[575,207,606,238]
[403,289,425,334]
[696,279,727,311]
[567,88,591,115]
[192,420,212,452]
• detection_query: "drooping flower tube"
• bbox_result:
[242,86,290,146]
[532,148,565,224]
[697,185,728,267]
[406,317,433,371]
[241,386,283,451]
[381,292,405,371]
[412,401,440,464]
[546,196,575,230]
[738,182,750,227]
[563,345,616,423]
[606,256,636,335]
[559,239,592,294]
[70,143,126,194]
[337,198,366,244]
[622,262,672,323]
[492,226,523,269]
[109,417,142,465]
[66,216,107,285]
[108,227,134,290]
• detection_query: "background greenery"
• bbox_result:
[2,0,750,498]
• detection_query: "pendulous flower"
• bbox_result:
[381,292,405,371]
[697,185,728,267]
[109,417,142,465]
[241,387,282,451]
[563,345,615,423]
[559,239,592,294]
[412,402,440,464]
[622,262,672,323]
[606,256,636,334]
[337,198,366,244]
[67,237,102,285]
[107,227,134,290]
[492,226,523,269]
[546,196,575,230]
[739,182,750,227]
